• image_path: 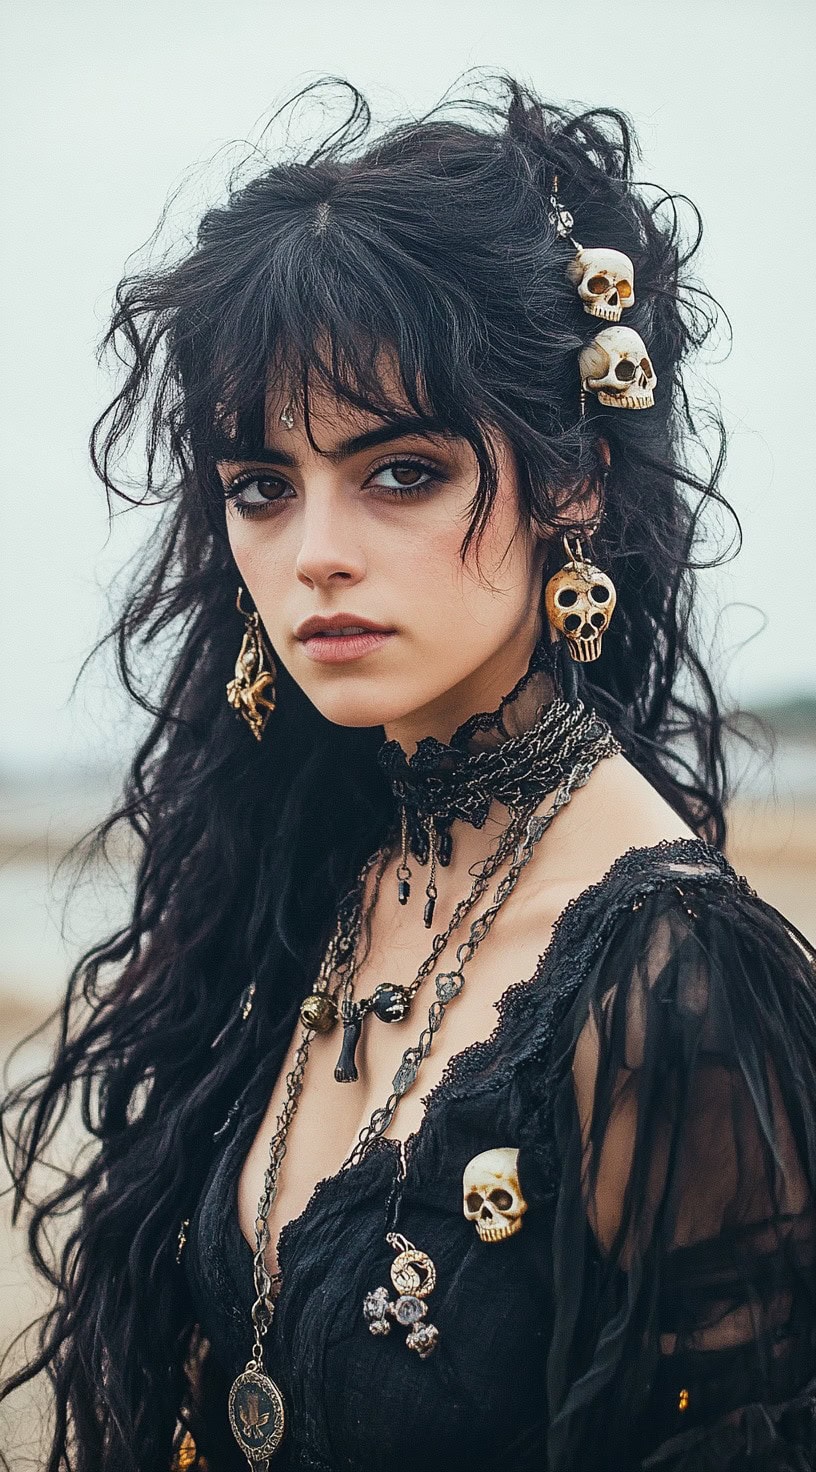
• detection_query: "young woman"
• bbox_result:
[3,75,816,1472]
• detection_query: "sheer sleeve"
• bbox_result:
[545,874,816,1471]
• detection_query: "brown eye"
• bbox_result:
[371,458,441,498]
[226,474,289,508]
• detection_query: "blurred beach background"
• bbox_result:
[1,0,815,1464]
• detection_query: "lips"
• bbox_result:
[311,626,373,637]
[295,614,393,640]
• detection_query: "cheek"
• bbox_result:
[226,516,288,603]
[432,480,534,612]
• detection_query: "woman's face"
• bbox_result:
[219,356,548,749]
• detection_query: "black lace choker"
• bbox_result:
[376,636,621,925]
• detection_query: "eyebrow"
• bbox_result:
[218,415,457,467]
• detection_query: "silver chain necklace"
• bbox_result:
[305,697,617,1082]
[226,720,620,1467]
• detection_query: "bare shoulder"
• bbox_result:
[520,753,698,920]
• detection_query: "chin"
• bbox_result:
[299,677,428,733]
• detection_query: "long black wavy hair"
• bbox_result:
[1,73,736,1471]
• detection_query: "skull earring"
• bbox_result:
[544,532,616,663]
[226,587,278,739]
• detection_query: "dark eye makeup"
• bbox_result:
[222,455,447,520]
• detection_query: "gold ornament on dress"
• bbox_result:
[545,533,617,663]
[361,1233,440,1357]
[170,1429,207,1470]
[226,588,278,741]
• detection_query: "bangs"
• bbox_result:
[176,210,501,547]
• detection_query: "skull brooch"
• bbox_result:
[462,1147,529,1243]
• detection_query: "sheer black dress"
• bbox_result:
[179,611,816,1471]
[183,833,816,1471]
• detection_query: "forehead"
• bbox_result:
[264,341,421,445]
[214,339,431,460]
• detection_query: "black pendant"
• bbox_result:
[397,877,411,905]
[437,827,453,866]
[371,984,410,1023]
[423,894,436,929]
[334,1002,363,1083]
[413,825,430,865]
[228,1366,286,1464]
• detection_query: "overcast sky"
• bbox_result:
[1,0,814,770]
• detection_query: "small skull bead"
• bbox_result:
[567,247,635,322]
[462,1147,528,1243]
[579,325,657,409]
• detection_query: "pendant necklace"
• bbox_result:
[226,710,620,1466]
[318,693,618,1084]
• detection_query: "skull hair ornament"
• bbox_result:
[462,1147,529,1243]
[545,534,617,663]
[579,325,657,409]
[566,247,635,323]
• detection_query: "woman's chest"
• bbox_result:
[236,887,564,1276]
[238,1076,558,1472]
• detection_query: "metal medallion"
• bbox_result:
[228,1367,286,1463]
[390,1246,436,1297]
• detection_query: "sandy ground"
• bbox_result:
[1,797,815,1465]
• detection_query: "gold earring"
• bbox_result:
[226,587,278,740]
[544,532,617,662]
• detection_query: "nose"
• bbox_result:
[295,487,367,590]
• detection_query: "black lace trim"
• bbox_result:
[406,838,741,1131]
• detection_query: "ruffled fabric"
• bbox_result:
[544,877,816,1471]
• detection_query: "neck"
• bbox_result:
[373,637,618,931]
